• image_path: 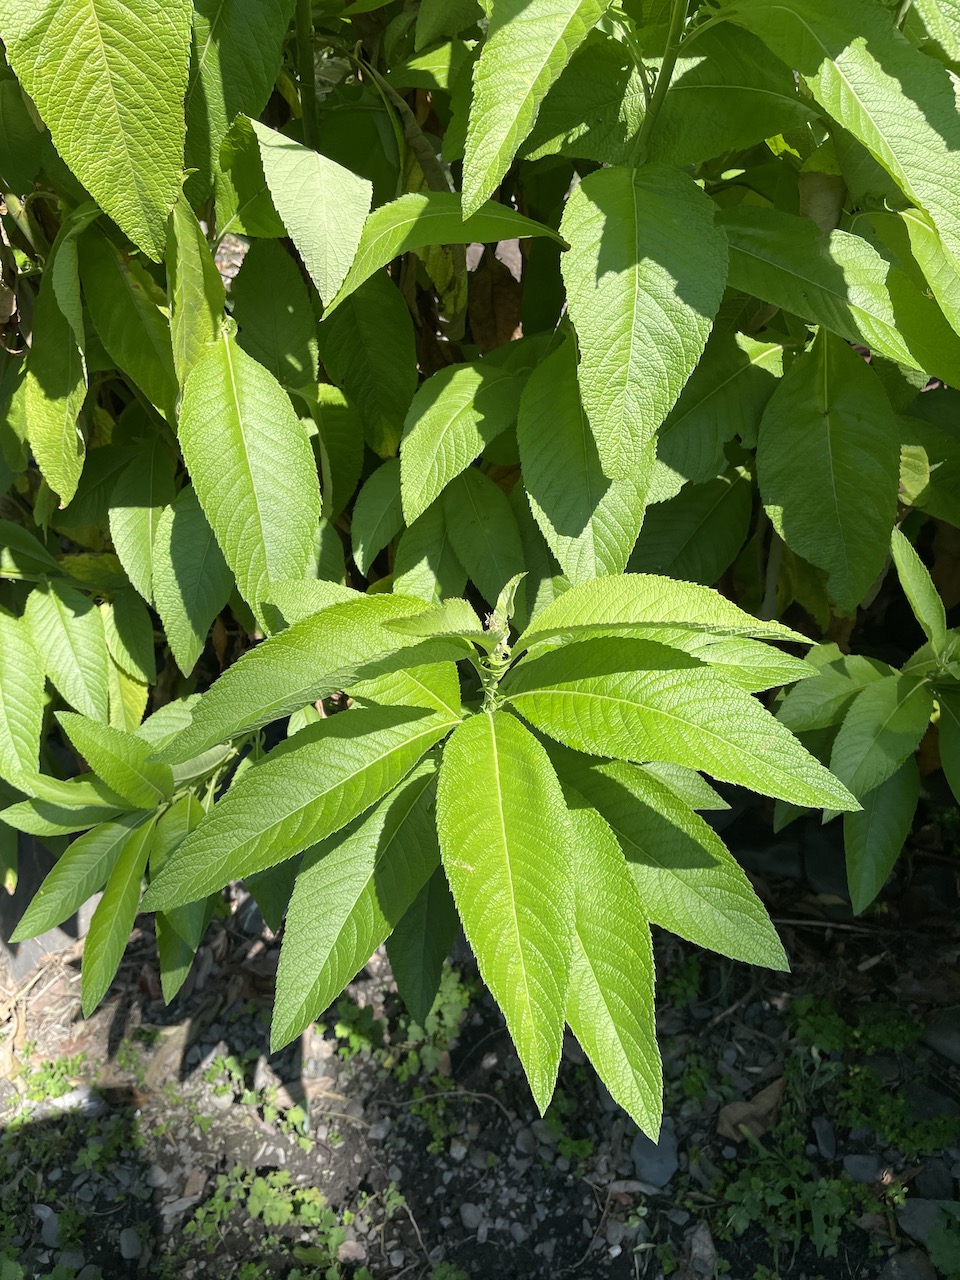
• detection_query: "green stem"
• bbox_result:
[634,0,689,162]
[895,0,913,28]
[296,0,318,149]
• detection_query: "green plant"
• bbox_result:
[4,0,960,1138]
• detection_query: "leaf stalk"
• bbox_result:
[296,0,319,149]
[634,0,689,163]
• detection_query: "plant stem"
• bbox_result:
[296,0,318,149]
[635,0,689,162]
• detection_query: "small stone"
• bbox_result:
[665,1208,689,1226]
[608,1244,623,1259]
[722,1146,737,1161]
[119,1227,141,1261]
[388,1165,402,1182]
[477,1222,489,1245]
[556,1156,571,1173]
[57,1252,85,1269]
[923,1009,960,1066]
[34,1207,58,1249]
[388,1249,405,1267]
[515,1128,537,1156]
[877,1248,938,1280]
[812,1116,836,1160]
[481,1051,498,1070]
[449,1138,468,1162]
[630,1118,678,1190]
[915,1159,954,1200]
[510,1223,528,1244]
[897,1200,945,1247]
[147,1165,168,1188]
[606,1219,627,1247]
[460,1203,483,1230]
[338,1240,367,1264]
[367,1119,390,1142]
[843,1154,880,1183]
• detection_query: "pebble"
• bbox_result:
[896,1199,944,1247]
[34,1206,58,1248]
[460,1203,483,1230]
[843,1154,880,1183]
[877,1248,938,1280]
[449,1139,468,1162]
[388,1165,402,1182]
[58,1252,85,1270]
[630,1117,678,1189]
[813,1116,836,1160]
[923,1009,960,1065]
[721,1146,737,1160]
[388,1249,405,1267]
[515,1127,537,1156]
[556,1156,570,1173]
[366,1119,389,1141]
[147,1165,168,1188]
[338,1240,366,1264]
[119,1227,141,1261]
[608,1244,622,1259]
[510,1223,528,1244]
[914,1159,954,1200]
[606,1220,626,1247]
[477,1222,489,1245]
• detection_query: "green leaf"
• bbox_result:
[401,358,526,525]
[0,520,64,583]
[308,385,364,521]
[0,610,45,780]
[777,652,890,733]
[630,470,752,587]
[272,763,440,1048]
[349,661,464,722]
[725,0,960,316]
[609,628,816,694]
[719,207,960,382]
[0,66,44,190]
[107,657,148,734]
[641,761,729,812]
[329,192,562,309]
[101,590,157,685]
[938,688,960,806]
[890,526,947,655]
[652,332,782,498]
[505,638,859,809]
[233,239,318,390]
[0,0,191,258]
[843,758,918,914]
[184,0,296,198]
[144,704,457,912]
[178,332,322,616]
[757,332,901,614]
[78,229,179,422]
[251,118,372,306]
[57,711,173,808]
[829,672,933,799]
[10,813,149,942]
[560,164,728,478]
[214,113,287,240]
[153,593,474,763]
[82,815,155,1014]
[386,866,459,1025]
[558,753,788,968]
[416,0,482,49]
[462,0,612,215]
[25,581,110,722]
[317,275,417,458]
[352,459,403,577]
[519,341,646,584]
[1,792,124,837]
[151,794,210,1002]
[166,196,226,389]
[437,710,572,1111]
[152,486,233,677]
[108,435,177,604]
[562,798,661,1135]
[393,502,468,604]
[517,572,808,652]
[443,467,525,607]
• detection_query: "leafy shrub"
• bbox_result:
[2,0,960,1134]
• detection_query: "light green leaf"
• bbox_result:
[166,196,226,388]
[308,385,364,521]
[757,331,901,614]
[401,358,525,525]
[1,792,124,837]
[251,117,372,305]
[108,435,177,603]
[153,593,474,763]
[272,763,440,1048]
[0,520,64,584]
[151,794,210,1002]
[616,628,816,694]
[101,590,156,685]
[641,761,729,812]
[352,459,403,576]
[25,581,110,722]
[517,572,808,652]
[82,815,156,1014]
[724,0,960,315]
[890,526,947,655]
[416,0,481,49]
[178,332,322,616]
[144,704,457,911]
[107,657,149,734]
[563,798,661,1135]
[443,468,525,607]
[184,0,296,198]
[843,758,918,914]
[777,653,891,733]
[0,610,45,780]
[462,0,612,215]
[79,228,179,422]
[386,866,459,1025]
[233,239,318,389]
[57,711,173,808]
[317,274,417,458]
[10,812,149,942]
[393,502,468,604]
[630,470,752,587]
[560,164,728,478]
[719,207,960,381]
[437,710,572,1111]
[0,0,191,258]
[913,0,960,59]
[24,264,85,505]
[558,753,788,968]
[152,486,233,677]
[519,341,646,584]
[329,192,562,310]
[349,661,464,722]
[505,638,859,809]
[829,672,933,798]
